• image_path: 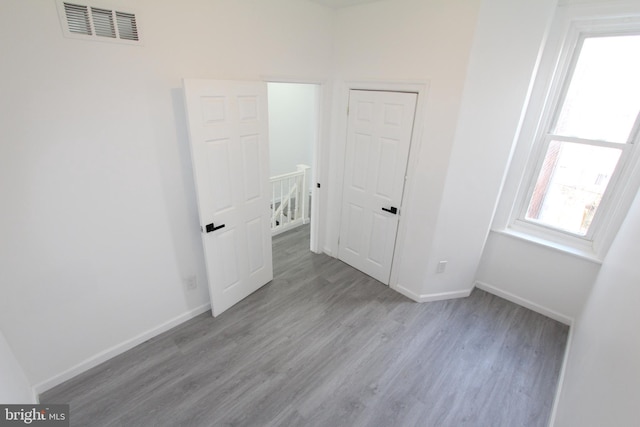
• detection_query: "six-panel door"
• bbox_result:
[338,90,417,284]
[183,79,273,316]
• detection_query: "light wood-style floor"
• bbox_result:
[41,225,568,427]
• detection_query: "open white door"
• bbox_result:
[183,79,273,316]
[338,90,417,284]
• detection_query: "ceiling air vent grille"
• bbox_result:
[115,12,138,41]
[91,7,116,38]
[64,3,91,35]
[60,2,140,43]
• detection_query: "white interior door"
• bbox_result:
[338,90,417,284]
[183,79,273,316]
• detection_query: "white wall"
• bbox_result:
[417,0,559,300]
[268,83,317,179]
[476,233,598,323]
[479,0,640,322]
[0,330,35,404]
[326,0,558,300]
[326,0,482,287]
[0,0,333,390]
[551,190,640,427]
[5,0,629,401]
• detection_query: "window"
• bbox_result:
[511,21,640,257]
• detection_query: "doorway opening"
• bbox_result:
[267,82,320,252]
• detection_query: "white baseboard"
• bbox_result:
[475,281,574,326]
[547,324,574,427]
[33,303,211,395]
[392,283,472,303]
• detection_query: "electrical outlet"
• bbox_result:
[185,276,197,291]
[436,260,448,274]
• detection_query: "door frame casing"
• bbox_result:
[328,80,430,288]
[262,75,330,254]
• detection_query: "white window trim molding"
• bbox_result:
[492,3,640,262]
[55,0,142,46]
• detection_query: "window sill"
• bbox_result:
[492,228,603,265]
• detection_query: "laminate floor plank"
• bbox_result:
[41,225,568,427]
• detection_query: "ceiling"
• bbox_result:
[306,0,387,8]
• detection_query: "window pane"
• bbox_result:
[554,35,640,143]
[526,141,621,235]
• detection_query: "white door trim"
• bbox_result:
[330,80,430,288]
[262,75,330,254]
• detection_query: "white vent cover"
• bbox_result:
[60,2,139,43]
[91,7,116,38]
[115,12,138,41]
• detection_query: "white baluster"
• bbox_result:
[269,164,311,235]
[297,164,310,224]
[279,180,284,227]
[286,178,292,223]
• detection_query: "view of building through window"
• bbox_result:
[525,34,640,236]
[527,141,621,235]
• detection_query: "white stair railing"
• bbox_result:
[270,164,310,235]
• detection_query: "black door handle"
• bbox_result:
[382,206,398,214]
[205,223,225,233]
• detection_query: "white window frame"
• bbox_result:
[505,9,640,261]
